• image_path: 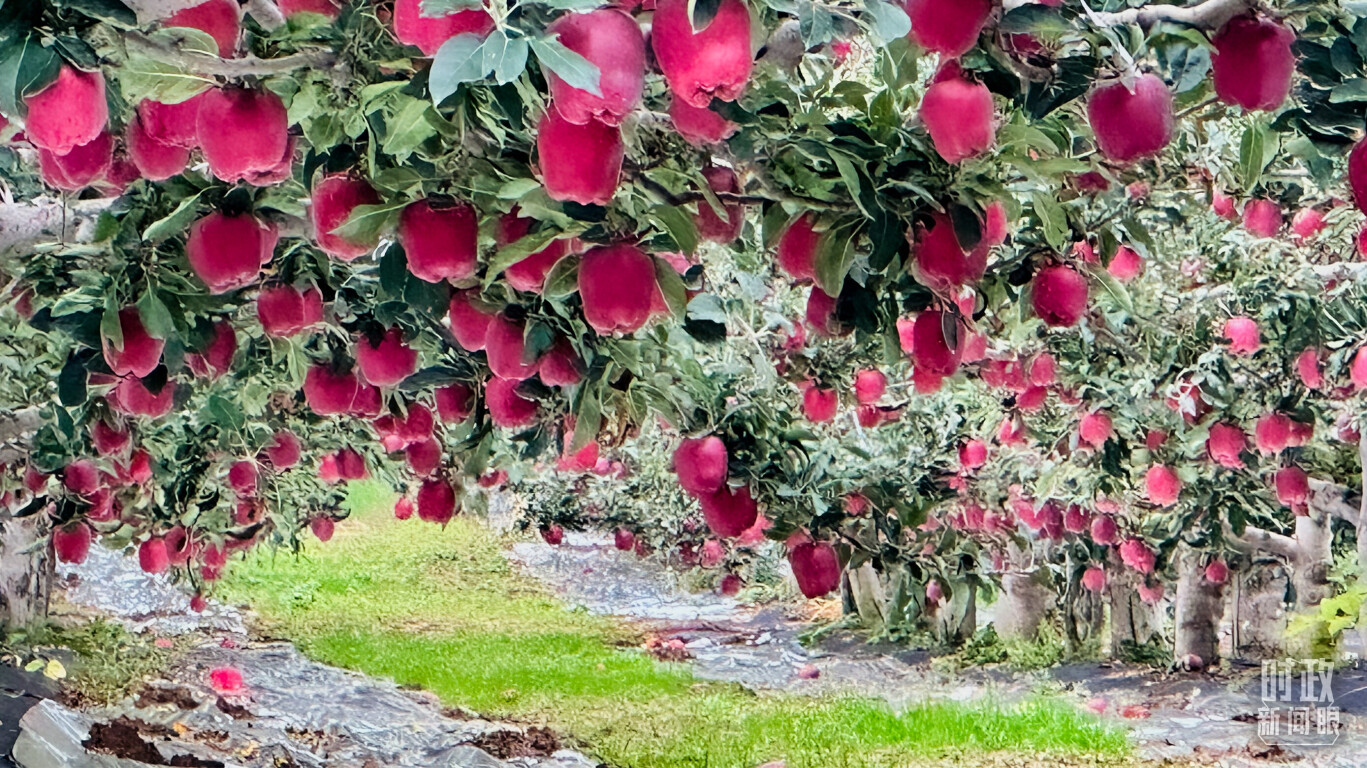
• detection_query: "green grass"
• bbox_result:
[221,479,1132,768]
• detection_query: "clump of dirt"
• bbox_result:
[84,717,226,767]
[461,726,560,758]
[136,684,200,710]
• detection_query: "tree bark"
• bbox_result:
[0,511,49,631]
[847,562,887,633]
[1108,558,1160,659]
[1173,543,1224,667]
[994,542,1055,640]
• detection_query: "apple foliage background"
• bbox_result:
[2,0,1367,660]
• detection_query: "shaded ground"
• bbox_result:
[507,528,1367,768]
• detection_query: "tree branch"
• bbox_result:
[0,197,117,256]
[244,0,287,31]
[1227,522,1299,560]
[1307,478,1362,524]
[125,30,338,77]
[1082,0,1254,31]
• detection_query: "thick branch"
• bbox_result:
[244,0,288,31]
[1227,523,1299,560]
[0,407,43,464]
[1307,478,1362,524]
[0,197,116,256]
[1084,0,1254,31]
[126,31,338,77]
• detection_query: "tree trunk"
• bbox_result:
[0,511,49,630]
[1108,559,1161,659]
[1173,543,1224,667]
[847,562,887,632]
[993,543,1054,640]
[1292,509,1333,610]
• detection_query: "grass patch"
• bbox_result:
[4,618,170,706]
[222,483,1131,768]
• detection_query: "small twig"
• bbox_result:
[244,0,288,31]
[126,30,338,77]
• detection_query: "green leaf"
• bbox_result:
[419,0,483,16]
[998,4,1070,34]
[570,387,601,453]
[381,95,438,161]
[142,191,203,243]
[653,258,688,318]
[0,34,61,119]
[136,290,174,339]
[1330,78,1367,103]
[542,255,581,300]
[57,353,87,407]
[863,0,910,44]
[526,0,602,9]
[54,0,137,26]
[484,30,530,86]
[798,1,836,48]
[814,222,856,296]
[485,226,563,285]
[1238,123,1276,192]
[652,206,699,255]
[688,0,723,30]
[429,33,490,105]
[830,152,876,219]
[1033,194,1068,250]
[497,178,542,199]
[120,54,213,105]
[100,300,122,351]
[332,201,405,243]
[530,37,602,97]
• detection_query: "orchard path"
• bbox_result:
[504,525,1367,768]
[8,545,594,768]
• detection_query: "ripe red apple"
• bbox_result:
[1296,348,1322,390]
[63,459,99,496]
[258,285,324,337]
[1204,559,1229,585]
[1078,411,1113,448]
[228,460,257,496]
[1081,566,1105,593]
[91,420,130,457]
[498,213,571,293]
[1351,141,1367,215]
[538,339,584,387]
[394,497,414,520]
[392,0,494,56]
[24,65,108,155]
[579,244,658,336]
[777,214,819,282]
[1086,74,1173,163]
[186,320,237,379]
[139,537,170,573]
[103,308,164,378]
[1274,465,1309,509]
[1118,538,1156,574]
[335,447,368,480]
[959,439,987,469]
[700,484,758,538]
[1212,189,1238,219]
[1353,348,1367,390]
[546,9,645,125]
[125,115,190,181]
[196,87,289,183]
[854,369,886,405]
[905,0,991,57]
[911,309,963,376]
[277,0,340,18]
[1222,316,1260,355]
[614,527,636,551]
[911,212,995,290]
[1107,245,1143,281]
[675,436,728,496]
[356,327,418,387]
[696,166,743,243]
[398,199,478,283]
[138,96,203,149]
[485,314,538,379]
[805,287,844,337]
[669,95,737,145]
[312,174,381,260]
[435,383,475,422]
[803,385,838,423]
[1211,14,1295,112]
[651,0,752,108]
[108,376,175,418]
[303,365,360,415]
[417,477,458,524]
[1242,198,1281,237]
[541,524,565,546]
[486,377,539,428]
[1031,265,1088,327]
[164,0,242,56]
[448,290,495,351]
[310,516,335,542]
[38,132,113,191]
[406,439,442,476]
[263,430,301,469]
[1206,422,1247,468]
[536,109,623,205]
[1255,413,1292,455]
[920,64,994,164]
[1145,464,1180,506]
[1291,208,1324,242]
[789,540,840,598]
[187,211,278,294]
[53,522,93,564]
[1090,515,1117,546]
